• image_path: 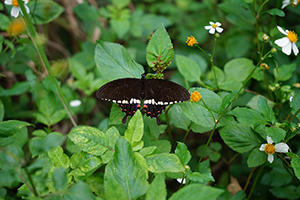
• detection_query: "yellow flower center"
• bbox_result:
[7,18,27,36]
[190,91,202,102]
[12,0,19,7]
[291,0,300,7]
[260,63,269,70]
[212,23,218,28]
[186,36,198,46]
[287,30,298,43]
[264,143,275,155]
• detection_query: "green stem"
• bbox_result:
[263,69,274,101]
[248,165,265,200]
[183,127,191,143]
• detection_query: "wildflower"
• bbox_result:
[259,136,289,163]
[70,100,82,107]
[282,0,300,9]
[274,26,299,56]
[190,91,202,102]
[186,36,198,46]
[4,0,30,18]
[204,22,223,35]
[260,63,270,70]
[176,178,186,184]
[7,18,27,36]
[262,33,269,41]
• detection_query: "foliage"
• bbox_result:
[1,0,300,199]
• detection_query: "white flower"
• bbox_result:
[204,22,223,35]
[259,136,289,163]
[274,26,299,56]
[176,178,186,184]
[282,0,300,9]
[70,100,82,107]
[4,0,30,18]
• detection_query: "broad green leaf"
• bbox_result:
[101,126,120,164]
[146,24,174,69]
[86,176,105,198]
[269,185,300,200]
[188,172,214,183]
[189,53,208,74]
[225,35,251,58]
[169,184,224,200]
[291,92,300,120]
[176,54,201,82]
[111,19,130,39]
[0,13,10,30]
[219,124,260,153]
[151,140,171,154]
[247,95,276,111]
[95,41,144,80]
[233,190,246,200]
[175,142,191,166]
[68,126,108,156]
[198,160,214,180]
[247,148,266,167]
[258,97,277,124]
[264,126,286,143]
[277,63,296,81]
[145,153,184,173]
[49,109,67,125]
[230,107,267,128]
[108,103,125,125]
[124,110,144,150]
[0,100,3,122]
[0,168,22,188]
[64,181,95,200]
[291,157,300,181]
[32,113,48,126]
[70,151,102,173]
[0,82,29,96]
[47,146,70,168]
[0,145,23,169]
[73,2,99,21]
[109,137,149,199]
[37,92,56,118]
[232,0,250,9]
[53,167,68,192]
[27,0,64,24]
[261,167,292,187]
[265,8,285,17]
[68,57,87,80]
[219,79,242,91]
[0,120,32,138]
[139,146,157,157]
[144,116,167,139]
[169,104,191,131]
[224,58,255,82]
[218,90,239,113]
[0,127,28,147]
[145,174,166,200]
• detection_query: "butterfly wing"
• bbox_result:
[96,78,142,123]
[143,79,190,125]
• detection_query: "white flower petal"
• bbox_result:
[275,37,290,47]
[259,144,266,151]
[215,22,221,26]
[176,178,186,184]
[209,28,216,34]
[292,42,299,56]
[205,25,212,30]
[70,100,82,107]
[282,42,292,55]
[216,27,223,33]
[277,26,288,36]
[209,21,214,25]
[24,0,29,3]
[11,7,20,18]
[281,0,290,9]
[24,5,30,14]
[266,136,273,144]
[268,154,274,163]
[4,0,12,5]
[275,143,289,153]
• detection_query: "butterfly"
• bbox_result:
[96,74,190,125]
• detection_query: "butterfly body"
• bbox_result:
[96,74,190,125]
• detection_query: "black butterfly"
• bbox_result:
[96,74,190,125]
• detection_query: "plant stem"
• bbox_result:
[248,165,264,200]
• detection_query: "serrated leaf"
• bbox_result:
[47,146,70,168]
[291,157,300,181]
[145,174,166,200]
[258,97,277,124]
[169,184,224,200]
[146,24,174,69]
[264,126,286,143]
[218,90,239,113]
[145,153,184,173]
[219,123,260,153]
[176,54,201,82]
[230,107,267,128]
[0,120,32,138]
[175,142,191,166]
[247,148,266,167]
[124,110,144,148]
[53,167,68,192]
[70,151,102,173]
[188,172,215,183]
[68,126,108,156]
[95,41,144,80]
[277,63,296,81]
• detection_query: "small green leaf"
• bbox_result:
[139,146,157,157]
[49,109,67,125]
[219,123,260,153]
[265,8,285,17]
[169,104,191,130]
[146,24,174,70]
[68,126,109,156]
[277,63,296,81]
[112,0,130,9]
[111,19,130,39]
[146,153,185,173]
[188,172,215,183]
[0,82,29,96]
[124,110,144,150]
[247,148,266,167]
[70,151,102,173]
[264,126,286,143]
[0,120,32,138]
[218,90,239,113]
[169,184,224,200]
[53,167,68,192]
[230,107,267,128]
[269,185,300,199]
[233,190,246,200]
[175,142,191,166]
[64,181,95,200]
[47,146,70,168]
[291,157,300,181]
[0,13,10,30]
[291,92,300,120]
[145,174,166,200]
[176,54,201,82]
[258,97,277,124]
[232,0,250,9]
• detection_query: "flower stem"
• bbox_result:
[247,165,265,200]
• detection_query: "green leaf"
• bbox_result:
[291,92,300,120]
[111,19,130,39]
[27,0,65,24]
[64,181,95,200]
[112,0,130,9]
[261,167,292,187]
[188,172,215,183]
[224,58,255,82]
[152,140,171,154]
[124,110,144,151]
[277,63,296,81]
[233,190,246,200]
[225,35,251,58]
[49,109,67,125]
[70,151,102,173]
[264,126,286,143]
[0,13,10,30]
[47,146,70,168]
[95,41,144,80]
[219,124,260,153]
[169,184,224,200]
[258,97,277,124]
[53,167,68,192]
[37,92,56,118]
[175,142,191,166]
[247,148,266,167]
[68,126,108,156]
[197,160,214,182]
[169,104,191,130]
[73,2,99,21]
[291,157,300,181]
[269,185,300,199]
[229,107,267,128]
[176,54,201,82]
[0,82,29,96]
[0,120,32,138]
[68,57,87,80]
[145,153,185,173]
[0,100,3,122]
[108,137,149,199]
[231,0,250,9]
[139,146,157,157]
[218,90,239,113]
[265,8,285,17]
[0,126,28,147]
[146,24,174,69]
[145,174,166,200]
